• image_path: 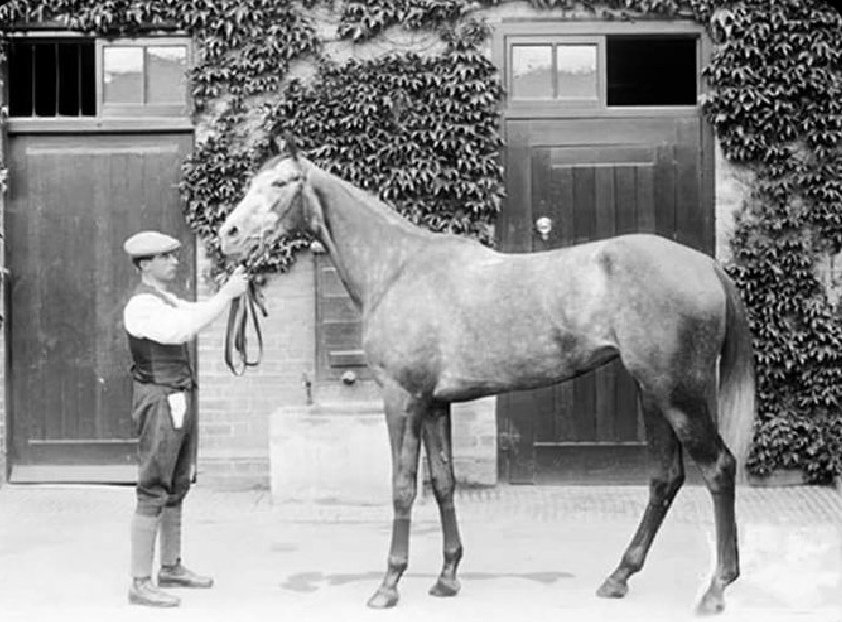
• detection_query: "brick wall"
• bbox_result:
[193,245,315,490]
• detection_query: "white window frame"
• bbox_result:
[508,35,604,109]
[96,36,192,119]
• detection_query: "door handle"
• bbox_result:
[535,217,553,241]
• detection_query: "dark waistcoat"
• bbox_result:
[126,283,195,390]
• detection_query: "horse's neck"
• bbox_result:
[306,165,429,308]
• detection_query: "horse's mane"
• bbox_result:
[310,161,436,238]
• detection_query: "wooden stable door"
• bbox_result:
[6,131,195,483]
[497,116,713,484]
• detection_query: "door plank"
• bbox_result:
[674,119,704,252]
[530,148,559,444]
[653,144,677,239]
[548,165,577,441]
[614,166,638,236]
[635,164,656,234]
[593,166,618,441]
[571,165,598,441]
[499,121,533,253]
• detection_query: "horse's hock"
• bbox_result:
[269,398,497,504]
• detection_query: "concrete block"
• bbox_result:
[270,402,392,504]
[451,397,497,486]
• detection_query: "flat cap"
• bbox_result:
[123,230,181,258]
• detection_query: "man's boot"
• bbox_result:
[158,504,214,589]
[128,577,181,607]
[158,560,214,589]
[129,513,180,607]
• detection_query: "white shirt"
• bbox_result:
[123,285,229,345]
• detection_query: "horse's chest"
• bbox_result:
[361,313,441,389]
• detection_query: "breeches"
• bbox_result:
[131,381,195,517]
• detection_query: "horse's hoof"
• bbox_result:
[695,589,725,616]
[429,577,460,597]
[367,587,399,609]
[596,576,628,599]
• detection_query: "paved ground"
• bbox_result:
[0,483,840,622]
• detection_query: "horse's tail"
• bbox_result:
[713,263,756,480]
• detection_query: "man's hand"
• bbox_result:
[220,266,250,299]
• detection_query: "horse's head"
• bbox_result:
[218,135,310,258]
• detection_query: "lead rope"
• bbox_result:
[224,279,268,376]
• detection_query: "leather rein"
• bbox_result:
[224,278,268,376]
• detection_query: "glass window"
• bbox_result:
[512,45,553,99]
[146,46,188,104]
[99,39,190,117]
[103,46,143,104]
[556,45,597,100]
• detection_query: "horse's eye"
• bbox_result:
[272,180,288,188]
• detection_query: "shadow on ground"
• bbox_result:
[281,570,575,592]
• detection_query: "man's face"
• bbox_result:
[141,251,179,282]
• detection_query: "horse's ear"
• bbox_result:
[283,132,299,160]
[271,135,285,157]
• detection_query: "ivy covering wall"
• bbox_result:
[1,0,841,482]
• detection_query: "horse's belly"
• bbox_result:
[432,343,618,402]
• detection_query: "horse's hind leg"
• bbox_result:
[421,402,463,598]
[367,381,424,609]
[597,392,684,599]
[664,394,739,615]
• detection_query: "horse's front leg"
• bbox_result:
[367,382,425,609]
[422,401,463,598]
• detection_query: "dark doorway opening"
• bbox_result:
[606,36,697,106]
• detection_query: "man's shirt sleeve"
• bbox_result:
[123,293,228,345]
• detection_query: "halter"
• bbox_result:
[222,160,309,376]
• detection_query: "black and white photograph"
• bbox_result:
[0,1,840,621]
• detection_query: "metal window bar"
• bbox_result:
[77,44,83,114]
[29,43,36,116]
[142,46,148,104]
[551,43,558,99]
[54,42,59,115]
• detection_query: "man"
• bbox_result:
[122,230,249,608]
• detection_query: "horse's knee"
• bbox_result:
[650,463,685,504]
[707,450,736,493]
[430,472,455,505]
[393,481,417,514]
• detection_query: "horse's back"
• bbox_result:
[598,234,723,306]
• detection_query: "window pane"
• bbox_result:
[146,46,187,104]
[57,43,80,116]
[80,43,96,116]
[8,41,33,117]
[556,45,597,99]
[512,45,553,99]
[103,47,143,104]
[33,43,57,116]
[606,37,697,106]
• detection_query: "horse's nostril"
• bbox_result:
[227,226,239,238]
